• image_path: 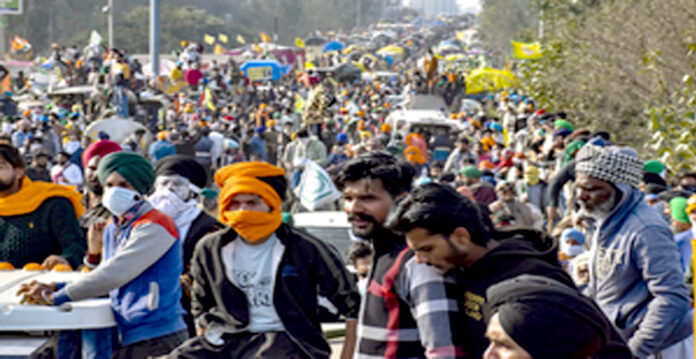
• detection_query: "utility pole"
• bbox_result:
[108,0,114,48]
[356,0,361,29]
[150,0,159,77]
[274,16,278,42]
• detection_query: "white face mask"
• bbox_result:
[563,244,585,258]
[102,187,141,216]
[148,188,190,219]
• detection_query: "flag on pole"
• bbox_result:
[198,87,217,111]
[294,160,341,211]
[204,34,216,45]
[218,34,228,43]
[236,34,246,44]
[10,35,31,52]
[295,37,305,48]
[260,32,271,43]
[294,94,305,113]
[252,43,263,53]
[214,44,226,54]
[89,30,103,46]
[511,40,543,60]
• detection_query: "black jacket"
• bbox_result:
[456,228,579,357]
[190,224,360,359]
[456,228,631,358]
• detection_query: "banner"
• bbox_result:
[247,66,273,81]
[204,34,216,45]
[0,0,22,14]
[295,37,305,48]
[218,34,228,43]
[465,68,517,95]
[294,160,341,211]
[511,40,542,60]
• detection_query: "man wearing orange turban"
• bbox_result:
[171,162,361,359]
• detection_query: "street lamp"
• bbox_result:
[102,0,113,49]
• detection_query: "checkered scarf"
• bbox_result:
[575,144,644,188]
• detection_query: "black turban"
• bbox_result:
[154,154,208,189]
[642,172,667,188]
[486,275,612,359]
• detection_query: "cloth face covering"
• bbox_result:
[102,186,141,216]
[218,176,283,242]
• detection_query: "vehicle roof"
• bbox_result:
[292,211,349,228]
[47,85,101,96]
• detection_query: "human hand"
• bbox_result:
[180,274,193,298]
[42,255,69,270]
[16,280,57,305]
[87,220,108,255]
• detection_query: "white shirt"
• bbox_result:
[221,235,285,333]
[50,162,84,187]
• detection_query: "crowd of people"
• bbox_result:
[0,13,694,359]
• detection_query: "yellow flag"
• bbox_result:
[236,34,246,45]
[214,44,226,54]
[260,32,271,43]
[204,34,216,45]
[511,40,542,60]
[252,43,263,53]
[295,37,305,48]
[218,34,228,43]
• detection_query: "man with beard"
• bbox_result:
[80,140,122,267]
[335,152,465,358]
[574,144,693,358]
[151,155,221,337]
[0,143,86,269]
[25,152,52,182]
[488,181,540,229]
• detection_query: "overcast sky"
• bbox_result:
[458,0,481,11]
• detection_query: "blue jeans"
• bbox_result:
[56,327,114,359]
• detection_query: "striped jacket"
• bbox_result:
[355,232,466,358]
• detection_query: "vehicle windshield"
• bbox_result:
[301,227,354,261]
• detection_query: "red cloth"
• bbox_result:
[184,68,204,86]
[82,140,122,165]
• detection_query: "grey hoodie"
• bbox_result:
[584,184,692,358]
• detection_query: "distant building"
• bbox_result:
[404,0,460,17]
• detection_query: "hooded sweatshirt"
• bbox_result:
[454,228,575,358]
[584,185,692,358]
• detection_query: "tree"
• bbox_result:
[477,0,538,67]
[491,0,696,169]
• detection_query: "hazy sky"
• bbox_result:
[458,0,481,11]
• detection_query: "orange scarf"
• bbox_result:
[217,167,283,242]
[0,176,85,218]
